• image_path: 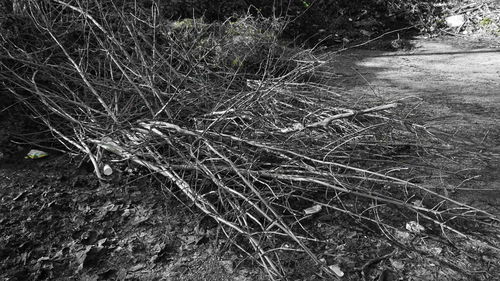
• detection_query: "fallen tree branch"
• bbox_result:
[280,103,398,133]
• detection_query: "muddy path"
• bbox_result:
[326,36,500,214]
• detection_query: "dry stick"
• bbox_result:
[53,0,157,117]
[195,160,276,226]
[132,123,331,276]
[333,25,419,54]
[44,30,118,123]
[253,170,475,234]
[90,138,283,279]
[93,139,249,235]
[131,35,185,118]
[197,129,500,223]
[355,249,397,281]
[141,125,278,226]
[28,72,99,124]
[118,10,166,112]
[160,162,452,222]
[280,103,398,133]
[308,103,398,128]
[189,139,316,276]
[77,133,104,179]
[141,137,279,268]
[205,142,336,278]
[297,195,400,232]
[139,120,500,225]
[147,141,282,278]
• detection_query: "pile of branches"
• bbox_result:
[1,1,499,279]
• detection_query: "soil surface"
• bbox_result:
[326,35,500,215]
[1,35,500,280]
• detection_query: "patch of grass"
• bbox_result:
[480,17,493,26]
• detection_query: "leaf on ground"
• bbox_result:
[394,230,410,241]
[390,258,405,270]
[328,264,344,277]
[131,206,152,226]
[405,221,425,233]
[303,204,322,215]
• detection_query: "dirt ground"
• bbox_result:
[326,35,500,215]
[1,35,500,280]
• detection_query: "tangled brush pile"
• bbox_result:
[1,1,499,279]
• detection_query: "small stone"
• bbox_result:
[446,15,465,28]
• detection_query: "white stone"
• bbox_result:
[446,15,465,27]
